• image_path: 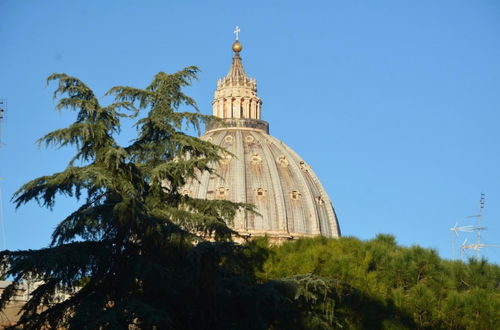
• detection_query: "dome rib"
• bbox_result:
[278,141,340,236]
[265,136,313,235]
[233,130,246,229]
[253,131,289,234]
[279,137,321,235]
[267,135,321,236]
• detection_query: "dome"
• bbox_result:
[185,32,340,240]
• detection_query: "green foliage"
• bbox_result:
[260,235,500,329]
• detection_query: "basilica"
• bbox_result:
[184,31,341,241]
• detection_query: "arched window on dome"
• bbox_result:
[231,97,236,118]
[256,188,266,198]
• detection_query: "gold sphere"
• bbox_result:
[232,40,243,53]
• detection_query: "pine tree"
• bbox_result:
[0,69,254,329]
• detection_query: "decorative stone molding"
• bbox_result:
[205,118,269,134]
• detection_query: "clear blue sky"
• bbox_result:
[1,0,500,263]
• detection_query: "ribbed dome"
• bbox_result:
[185,31,340,240]
[184,126,340,239]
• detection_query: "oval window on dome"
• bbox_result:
[224,135,233,144]
[245,135,255,143]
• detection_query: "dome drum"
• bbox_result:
[205,118,269,134]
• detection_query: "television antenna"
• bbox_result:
[460,238,500,256]
[451,193,499,260]
[450,223,478,236]
[450,223,481,259]
[466,192,485,258]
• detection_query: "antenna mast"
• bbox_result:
[451,193,499,260]
[466,193,485,258]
